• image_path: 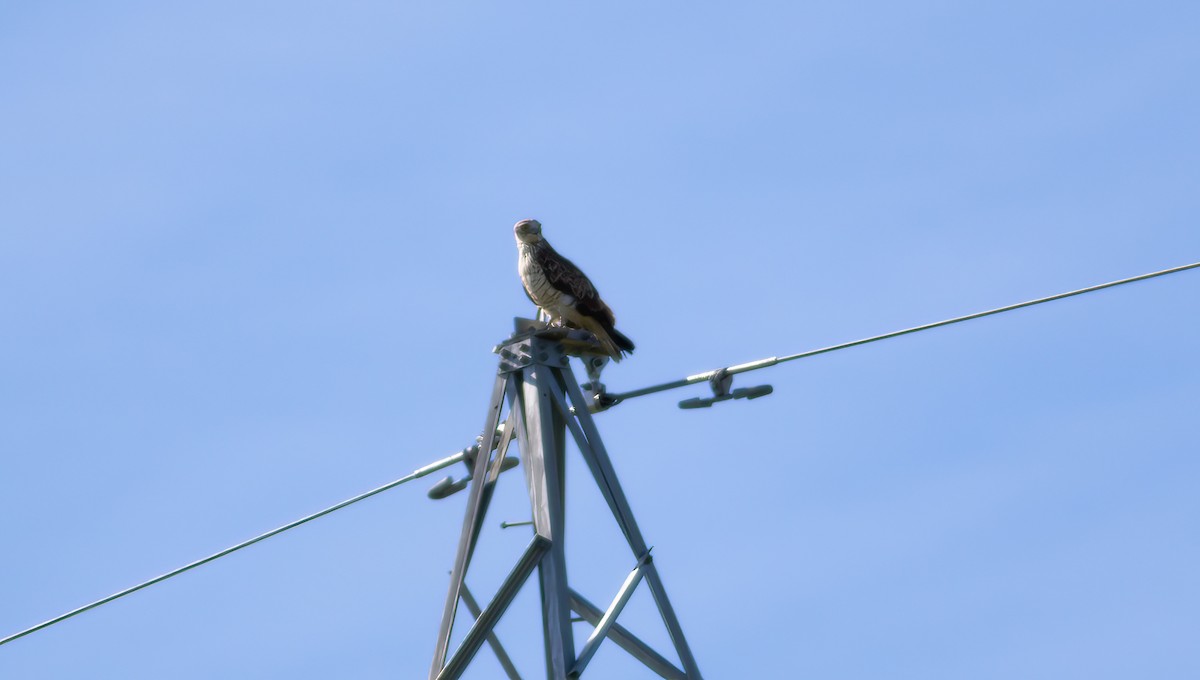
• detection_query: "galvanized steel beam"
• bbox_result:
[568,590,686,680]
[569,554,650,678]
[461,583,523,680]
[438,535,551,680]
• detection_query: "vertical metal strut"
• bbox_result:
[429,324,702,679]
[519,367,576,678]
[430,372,510,679]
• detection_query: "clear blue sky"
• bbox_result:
[2,2,1198,678]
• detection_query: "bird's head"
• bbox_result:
[514,219,543,244]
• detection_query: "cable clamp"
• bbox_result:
[678,368,773,409]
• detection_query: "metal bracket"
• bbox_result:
[580,354,623,413]
[677,368,773,409]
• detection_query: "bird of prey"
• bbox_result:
[514,218,635,361]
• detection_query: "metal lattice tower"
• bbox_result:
[428,320,702,680]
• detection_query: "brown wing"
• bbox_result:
[534,241,615,325]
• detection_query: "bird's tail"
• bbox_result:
[608,327,635,354]
[579,317,635,361]
[596,322,635,362]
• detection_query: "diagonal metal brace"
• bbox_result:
[461,583,523,680]
[569,551,652,678]
[569,590,687,680]
[437,535,551,680]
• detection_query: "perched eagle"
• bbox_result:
[514,219,635,361]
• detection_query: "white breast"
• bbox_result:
[519,244,566,311]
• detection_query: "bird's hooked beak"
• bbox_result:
[514,219,543,243]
